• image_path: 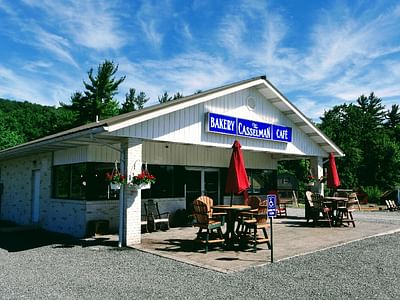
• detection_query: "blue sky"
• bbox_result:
[0,0,399,121]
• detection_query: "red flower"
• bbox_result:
[131,171,156,185]
[105,172,126,184]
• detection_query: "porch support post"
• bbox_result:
[310,156,324,196]
[119,138,143,247]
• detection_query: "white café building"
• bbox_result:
[0,76,344,246]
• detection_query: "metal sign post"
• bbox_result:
[267,194,277,263]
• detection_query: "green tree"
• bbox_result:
[0,110,25,150]
[319,93,400,194]
[120,88,149,113]
[62,60,125,125]
[172,92,184,100]
[158,91,172,103]
[0,100,77,149]
[385,104,400,128]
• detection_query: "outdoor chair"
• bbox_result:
[305,191,314,223]
[241,200,271,253]
[141,215,148,233]
[144,200,170,232]
[336,198,356,227]
[237,195,261,233]
[386,200,399,211]
[310,193,332,227]
[194,195,226,224]
[192,198,225,253]
[348,192,361,210]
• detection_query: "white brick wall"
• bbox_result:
[123,138,143,246]
[0,153,51,225]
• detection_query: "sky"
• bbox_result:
[0,0,399,122]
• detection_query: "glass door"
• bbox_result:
[185,170,201,213]
[204,170,219,202]
[185,168,220,211]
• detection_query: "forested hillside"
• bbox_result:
[0,98,76,150]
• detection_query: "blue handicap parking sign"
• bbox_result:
[267,194,277,217]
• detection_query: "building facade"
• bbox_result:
[0,76,344,245]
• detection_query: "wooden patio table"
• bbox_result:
[323,196,348,226]
[212,205,251,247]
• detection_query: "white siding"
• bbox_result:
[142,141,276,169]
[112,88,327,157]
[53,145,119,165]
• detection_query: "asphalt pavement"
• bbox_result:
[1,211,400,299]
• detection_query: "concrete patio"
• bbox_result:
[131,208,400,273]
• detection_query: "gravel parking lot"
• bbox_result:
[1,212,400,299]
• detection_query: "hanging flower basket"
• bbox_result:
[110,182,122,190]
[106,160,126,190]
[130,182,151,191]
[129,167,156,191]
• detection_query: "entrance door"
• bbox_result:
[31,170,40,223]
[185,168,220,211]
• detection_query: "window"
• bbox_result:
[247,169,277,194]
[142,165,185,199]
[52,162,116,200]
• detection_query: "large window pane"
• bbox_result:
[87,163,118,200]
[52,162,115,200]
[142,165,185,199]
[52,165,70,198]
[70,164,87,199]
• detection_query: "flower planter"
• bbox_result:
[307,182,315,187]
[131,183,151,191]
[110,182,122,190]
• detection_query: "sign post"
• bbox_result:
[267,194,277,263]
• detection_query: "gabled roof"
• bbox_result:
[0,76,344,160]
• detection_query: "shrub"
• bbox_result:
[362,186,382,204]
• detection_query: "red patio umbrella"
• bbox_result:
[225,140,250,206]
[327,152,340,189]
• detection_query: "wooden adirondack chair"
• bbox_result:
[192,198,224,253]
[241,200,271,253]
[144,200,170,232]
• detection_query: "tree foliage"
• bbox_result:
[0,99,75,150]
[158,91,183,103]
[120,88,149,113]
[62,60,125,125]
[319,93,400,194]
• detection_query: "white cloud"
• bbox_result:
[136,1,168,49]
[22,0,126,50]
[0,0,15,15]
[23,60,53,72]
[181,22,193,41]
[118,52,241,104]
[33,26,78,67]
[0,65,56,105]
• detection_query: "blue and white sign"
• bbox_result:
[237,118,272,140]
[272,124,292,143]
[208,113,236,135]
[267,194,277,218]
[207,112,292,143]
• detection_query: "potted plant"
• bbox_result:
[105,172,127,190]
[130,171,156,190]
